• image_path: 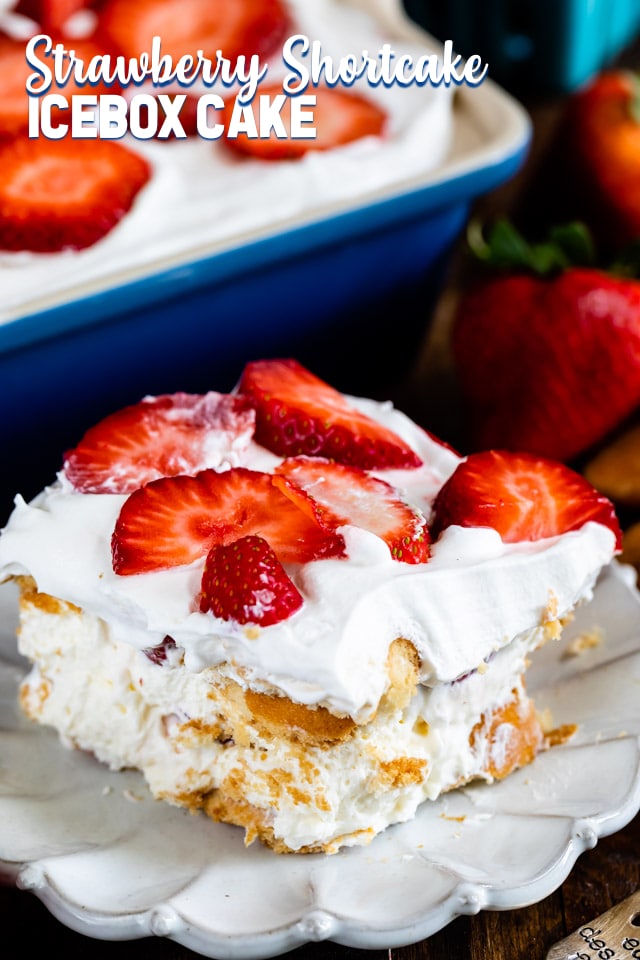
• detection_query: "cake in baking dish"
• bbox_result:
[0,359,621,853]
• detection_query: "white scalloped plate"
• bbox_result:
[1,560,640,957]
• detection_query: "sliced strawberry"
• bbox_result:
[143,635,178,665]
[14,0,94,33]
[222,84,387,161]
[0,34,121,140]
[200,534,303,626]
[99,0,291,65]
[64,392,255,494]
[431,450,622,548]
[237,359,422,470]
[0,35,35,140]
[276,457,430,564]
[112,467,346,575]
[0,137,151,252]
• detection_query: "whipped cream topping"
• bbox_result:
[0,0,454,323]
[0,394,617,722]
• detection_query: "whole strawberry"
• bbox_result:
[452,221,640,463]
[561,71,640,250]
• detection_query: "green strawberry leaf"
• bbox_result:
[467,219,532,269]
[468,219,596,277]
[610,238,640,278]
[548,222,596,267]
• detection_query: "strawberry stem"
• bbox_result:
[467,218,596,276]
[609,238,640,278]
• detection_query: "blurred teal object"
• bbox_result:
[403,0,640,92]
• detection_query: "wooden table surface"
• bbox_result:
[3,39,640,960]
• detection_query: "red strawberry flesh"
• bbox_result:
[100,0,291,65]
[200,534,303,626]
[237,358,422,470]
[0,137,150,252]
[0,35,38,140]
[112,467,345,575]
[64,392,255,494]
[453,269,640,463]
[431,450,622,549]
[14,0,94,33]
[562,71,640,248]
[276,457,430,563]
[222,83,387,161]
[0,34,121,140]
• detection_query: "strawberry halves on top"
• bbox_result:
[200,535,303,627]
[64,392,256,494]
[112,467,346,575]
[237,359,422,470]
[430,449,622,549]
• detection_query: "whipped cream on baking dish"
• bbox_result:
[0,0,454,322]
[0,395,617,722]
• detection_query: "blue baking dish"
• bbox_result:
[0,5,531,520]
[405,0,640,93]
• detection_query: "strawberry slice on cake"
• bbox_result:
[13,0,95,33]
[238,358,422,470]
[0,33,121,140]
[276,457,430,563]
[99,0,291,64]
[222,84,387,161]
[111,466,346,575]
[200,534,304,626]
[431,449,622,547]
[0,137,151,252]
[64,392,255,494]
[0,34,39,141]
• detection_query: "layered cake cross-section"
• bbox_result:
[0,359,621,853]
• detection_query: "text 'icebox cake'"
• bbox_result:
[0,358,621,854]
[0,0,531,516]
